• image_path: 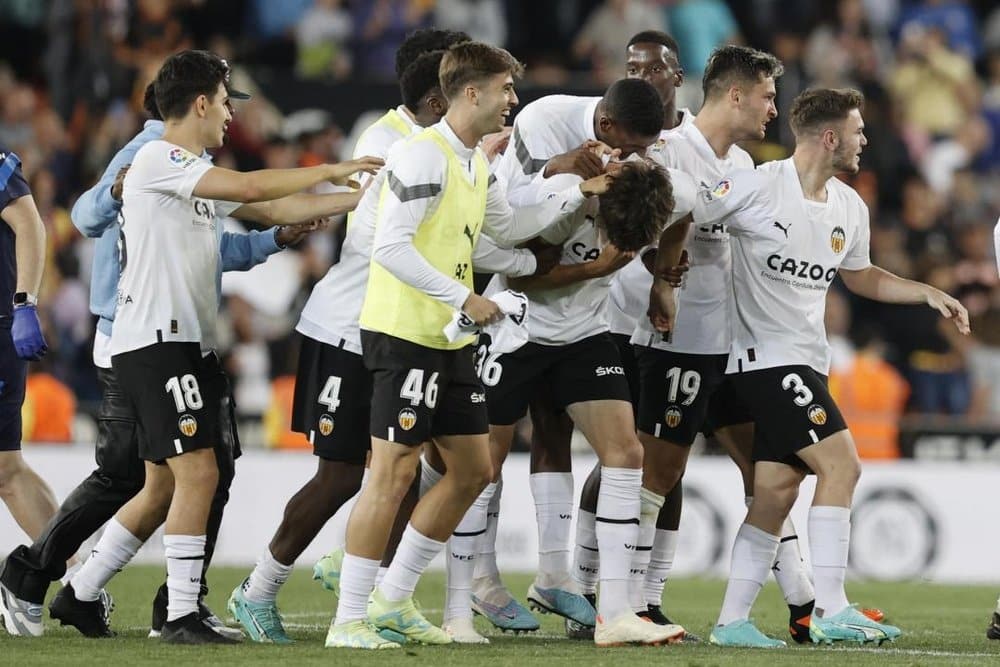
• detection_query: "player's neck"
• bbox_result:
[443,110,484,149]
[692,107,737,158]
[791,150,833,202]
[662,101,680,131]
[162,121,206,157]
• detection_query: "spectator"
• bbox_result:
[804,0,891,89]
[351,0,434,80]
[663,0,742,107]
[22,366,77,444]
[572,0,666,85]
[295,0,353,80]
[434,0,507,47]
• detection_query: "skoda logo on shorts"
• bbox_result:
[665,406,683,428]
[807,404,828,425]
[178,414,198,437]
[849,487,938,580]
[398,408,417,431]
[318,414,335,437]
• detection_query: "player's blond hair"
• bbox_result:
[438,42,524,100]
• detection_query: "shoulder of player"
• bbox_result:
[826,175,868,212]
[382,137,448,196]
[132,139,204,172]
[665,168,698,213]
[354,123,406,161]
[515,94,591,127]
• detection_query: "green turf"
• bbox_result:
[3,566,1000,665]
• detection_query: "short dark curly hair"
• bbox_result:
[602,78,665,139]
[400,50,446,113]
[395,28,470,78]
[154,50,230,120]
[598,160,675,252]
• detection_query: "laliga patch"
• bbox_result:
[168,147,198,168]
[318,414,335,436]
[710,179,732,198]
[178,414,198,437]
[807,404,828,426]
[830,226,846,254]
[665,406,683,428]
[398,407,418,431]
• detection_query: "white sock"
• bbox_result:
[375,566,388,586]
[61,561,82,587]
[994,593,1000,615]
[716,523,780,626]
[419,455,444,498]
[328,468,370,551]
[645,529,678,606]
[379,524,445,602]
[164,534,206,622]
[809,505,851,618]
[774,516,815,607]
[334,553,380,624]
[244,549,293,604]
[572,509,599,595]
[629,488,664,612]
[71,518,142,601]
[474,476,501,582]
[595,466,641,621]
[530,472,574,587]
[445,483,494,622]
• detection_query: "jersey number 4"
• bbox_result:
[165,374,203,412]
[318,376,342,412]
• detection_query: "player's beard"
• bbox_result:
[832,140,860,174]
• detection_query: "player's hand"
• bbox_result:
[926,288,970,335]
[544,140,611,179]
[481,126,513,161]
[111,165,130,201]
[530,243,563,275]
[655,249,690,288]
[327,156,385,188]
[648,280,678,334]
[275,219,328,247]
[12,305,48,361]
[589,243,635,277]
[462,293,503,326]
[579,170,617,197]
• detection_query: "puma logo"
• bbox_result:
[773,221,791,238]
[463,224,475,247]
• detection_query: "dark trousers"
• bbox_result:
[1,361,239,604]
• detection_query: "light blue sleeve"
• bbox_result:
[220,227,282,272]
[70,122,163,238]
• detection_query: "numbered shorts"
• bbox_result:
[362,330,488,447]
[291,334,372,465]
[729,365,848,469]
[112,342,223,463]
[0,326,26,451]
[484,333,632,426]
[635,348,754,446]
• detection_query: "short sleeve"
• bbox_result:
[841,198,872,271]
[691,168,772,233]
[0,152,30,212]
[214,200,242,218]
[130,141,213,200]
[666,168,697,223]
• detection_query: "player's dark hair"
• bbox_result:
[702,45,784,100]
[598,160,674,252]
[395,28,470,78]
[400,50,446,113]
[154,50,230,120]
[142,82,163,121]
[602,78,664,138]
[439,42,524,100]
[789,87,864,136]
[626,30,680,57]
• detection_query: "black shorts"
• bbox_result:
[291,334,371,464]
[0,325,26,451]
[729,365,848,469]
[112,342,223,463]
[703,375,754,434]
[485,332,631,426]
[362,330,488,447]
[610,333,639,414]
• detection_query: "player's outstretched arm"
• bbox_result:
[230,189,365,226]
[192,156,383,204]
[839,265,970,335]
[509,243,634,291]
[647,215,691,333]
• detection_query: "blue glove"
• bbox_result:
[12,304,48,361]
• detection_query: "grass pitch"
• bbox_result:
[3,566,1000,665]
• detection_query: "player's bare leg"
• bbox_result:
[0,451,60,541]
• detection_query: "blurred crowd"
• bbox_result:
[1,0,999,447]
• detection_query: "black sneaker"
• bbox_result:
[150,583,243,640]
[788,600,815,644]
[638,604,701,643]
[988,612,1000,640]
[48,583,115,637]
[160,612,241,645]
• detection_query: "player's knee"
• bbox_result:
[608,434,643,469]
[753,477,799,517]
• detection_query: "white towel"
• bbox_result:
[443,289,529,354]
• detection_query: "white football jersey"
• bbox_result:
[633,119,755,354]
[694,158,871,375]
[495,95,600,207]
[607,162,697,336]
[111,140,238,355]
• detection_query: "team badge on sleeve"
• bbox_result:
[665,406,683,428]
[398,408,417,431]
[830,227,846,254]
[178,414,198,437]
[710,179,732,199]
[318,414,335,436]
[807,404,828,425]
[168,147,198,168]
